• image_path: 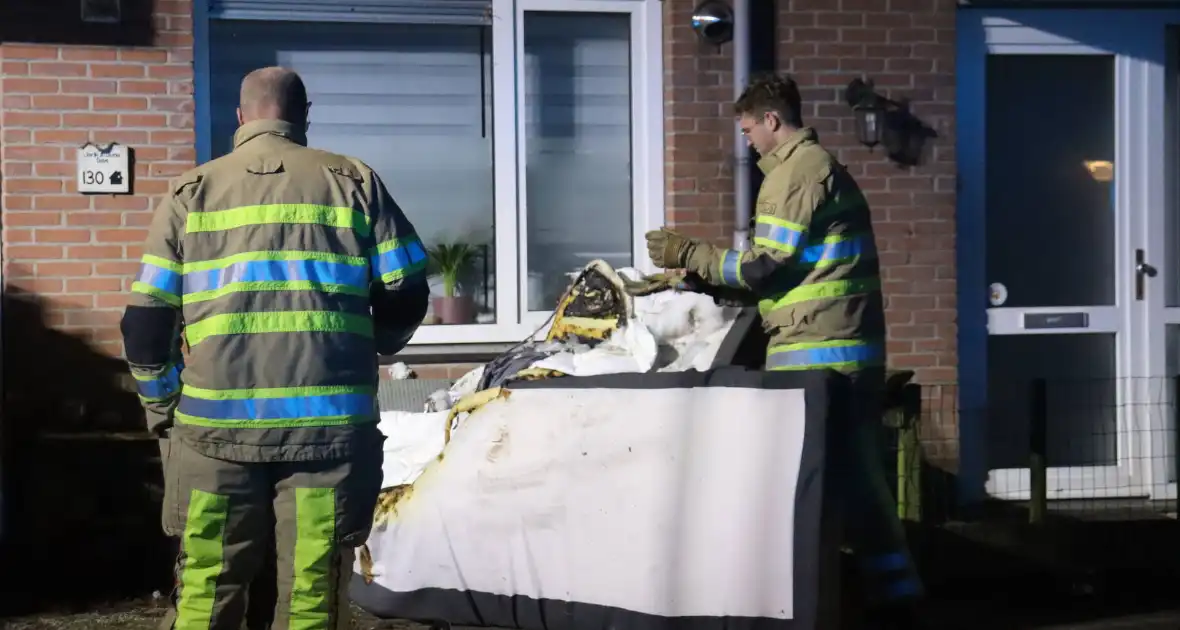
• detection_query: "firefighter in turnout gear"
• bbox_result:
[121,67,429,630]
[645,74,923,627]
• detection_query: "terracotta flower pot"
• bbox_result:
[432,295,475,325]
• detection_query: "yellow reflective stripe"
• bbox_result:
[759,277,881,314]
[766,338,885,371]
[183,250,367,274]
[186,204,371,237]
[289,488,337,630]
[142,253,182,273]
[175,412,369,429]
[182,384,375,400]
[183,280,368,304]
[174,489,228,630]
[754,214,806,231]
[131,282,182,307]
[184,311,374,346]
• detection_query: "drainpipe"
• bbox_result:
[731,0,752,251]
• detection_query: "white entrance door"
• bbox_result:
[959,10,1180,501]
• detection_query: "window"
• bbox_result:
[199,0,664,345]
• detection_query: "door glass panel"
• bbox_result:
[986,334,1117,470]
[985,55,1115,308]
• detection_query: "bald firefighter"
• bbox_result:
[121,66,428,630]
[645,74,923,628]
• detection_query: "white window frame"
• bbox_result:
[408,0,665,345]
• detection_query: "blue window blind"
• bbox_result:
[208,0,490,25]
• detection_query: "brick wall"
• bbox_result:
[0,0,195,358]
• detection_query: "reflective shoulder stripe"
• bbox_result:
[370,236,429,284]
[185,204,371,238]
[183,311,374,347]
[753,214,805,254]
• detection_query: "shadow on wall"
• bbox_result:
[882,98,940,169]
[0,288,173,617]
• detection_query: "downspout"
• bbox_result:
[731,0,752,250]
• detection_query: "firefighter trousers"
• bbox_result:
[765,359,923,607]
[158,437,279,630]
[830,368,923,606]
[159,437,383,630]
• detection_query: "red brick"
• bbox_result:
[5,212,65,226]
[61,48,119,61]
[28,62,89,77]
[4,178,63,193]
[3,45,59,59]
[66,278,124,292]
[93,96,149,110]
[31,95,90,110]
[95,229,149,243]
[90,64,147,78]
[63,112,120,128]
[68,246,125,259]
[3,78,59,93]
[60,79,119,94]
[35,230,94,243]
[38,262,95,276]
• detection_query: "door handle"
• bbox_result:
[1135,248,1158,301]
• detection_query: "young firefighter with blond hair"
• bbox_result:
[645,74,924,629]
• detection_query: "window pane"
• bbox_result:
[523,11,634,312]
[984,54,1115,308]
[209,20,496,325]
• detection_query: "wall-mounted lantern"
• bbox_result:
[844,78,889,149]
[843,77,939,167]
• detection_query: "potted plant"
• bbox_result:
[427,241,479,325]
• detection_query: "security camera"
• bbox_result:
[691,0,734,46]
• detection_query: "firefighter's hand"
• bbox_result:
[645,228,695,270]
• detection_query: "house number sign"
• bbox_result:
[76,142,131,194]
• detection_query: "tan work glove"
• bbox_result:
[645,228,696,270]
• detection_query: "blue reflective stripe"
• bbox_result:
[720,250,743,287]
[177,393,375,420]
[371,240,427,280]
[767,343,884,369]
[183,260,368,294]
[798,236,875,265]
[137,263,182,296]
[864,552,909,573]
[138,363,183,400]
[754,222,803,249]
[884,577,922,600]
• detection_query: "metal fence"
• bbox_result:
[882,376,1180,524]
